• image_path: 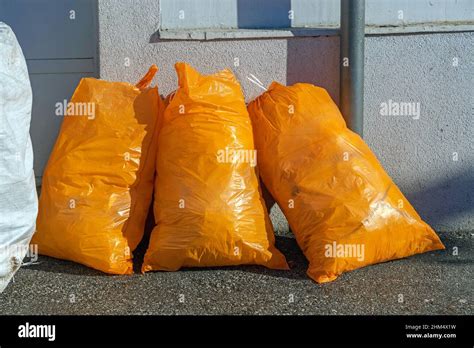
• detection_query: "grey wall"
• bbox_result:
[98,0,473,232]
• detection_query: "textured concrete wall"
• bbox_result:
[364,33,474,232]
[98,0,473,232]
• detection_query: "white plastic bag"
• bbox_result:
[0,22,38,292]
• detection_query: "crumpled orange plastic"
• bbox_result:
[247,82,445,283]
[142,63,288,272]
[32,66,163,274]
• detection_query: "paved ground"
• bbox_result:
[0,228,472,315]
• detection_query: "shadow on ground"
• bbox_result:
[2,230,471,315]
[27,203,309,281]
[27,235,309,281]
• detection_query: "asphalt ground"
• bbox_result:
[0,227,472,315]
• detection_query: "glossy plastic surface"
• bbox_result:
[248,82,445,283]
[33,66,162,274]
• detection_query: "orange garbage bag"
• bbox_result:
[32,66,163,274]
[142,63,288,272]
[247,82,445,283]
